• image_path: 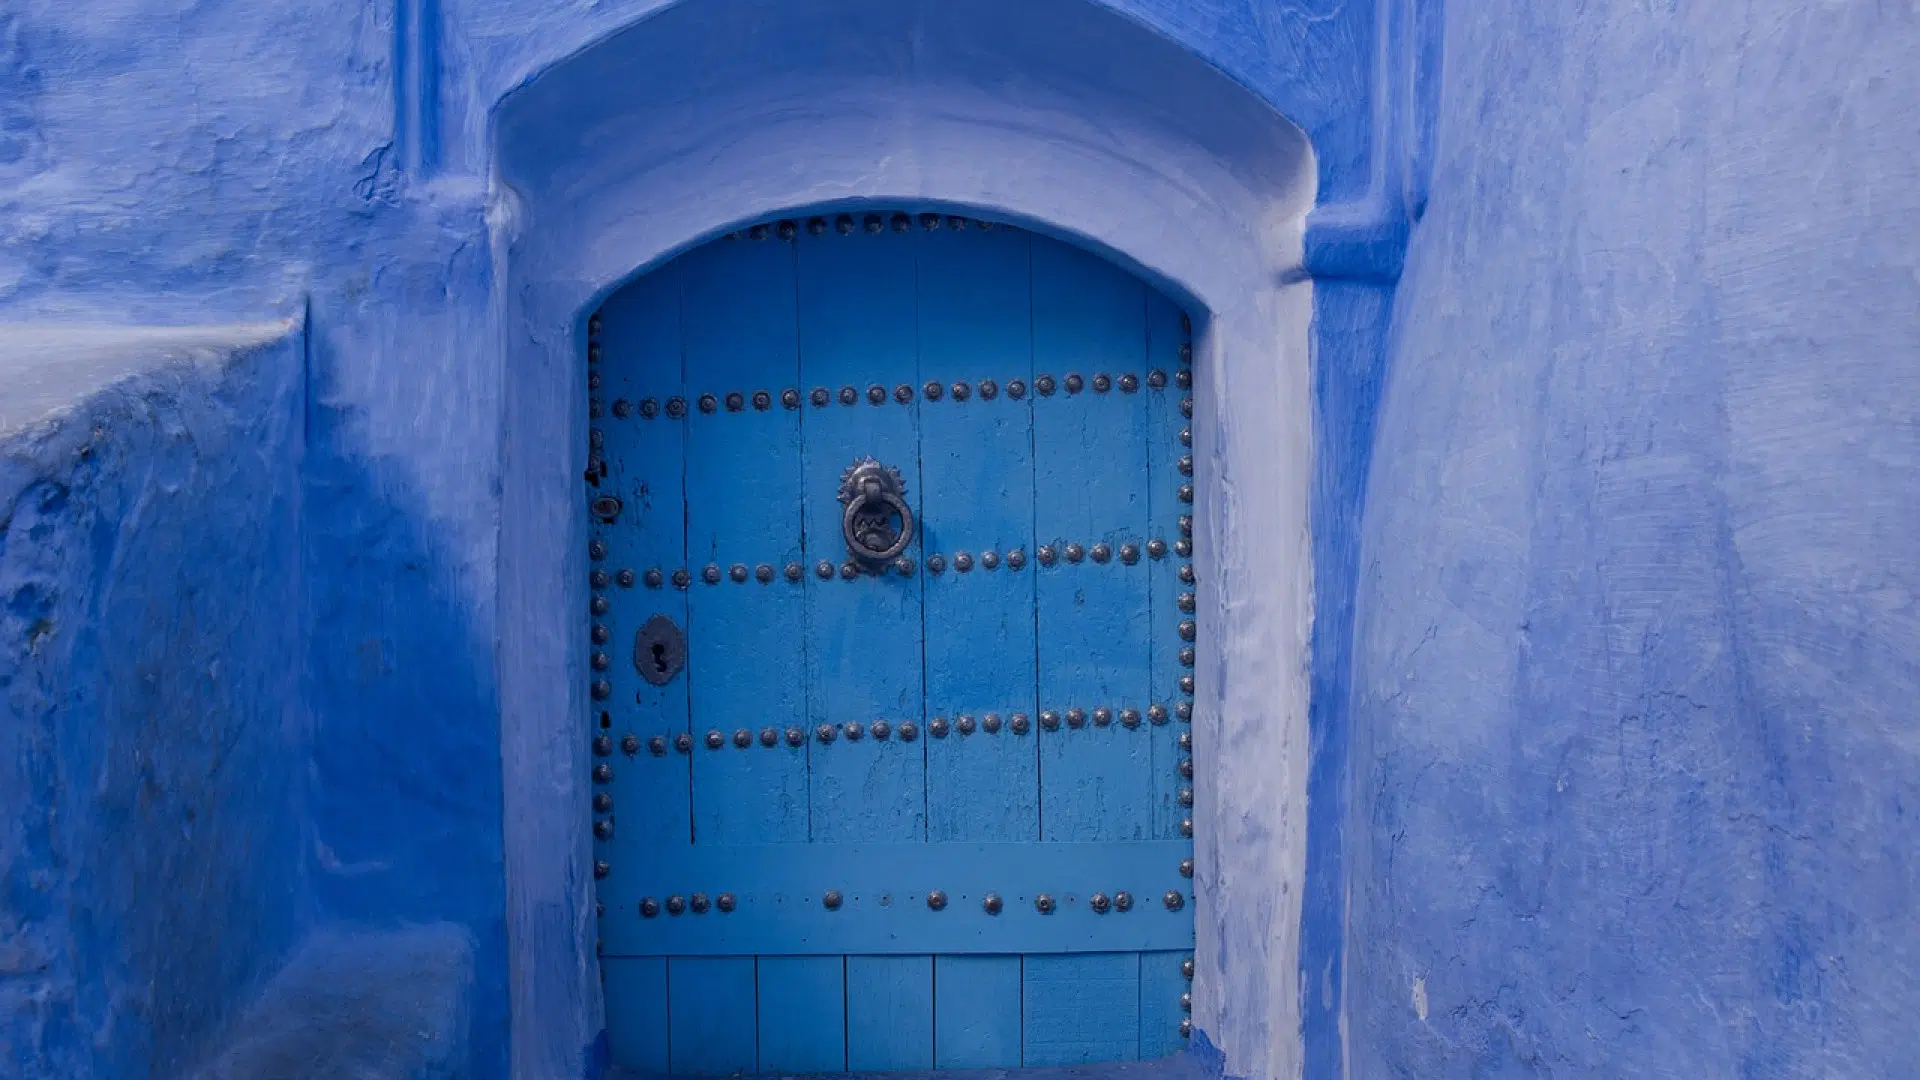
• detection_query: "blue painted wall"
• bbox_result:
[1349,1,1920,1075]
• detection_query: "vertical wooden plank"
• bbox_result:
[680,235,810,845]
[920,219,1040,843]
[601,957,670,1072]
[794,212,926,1079]
[796,214,926,844]
[757,956,848,1073]
[1022,953,1142,1066]
[1030,237,1154,842]
[934,955,1023,1069]
[1139,950,1191,1059]
[593,270,686,1070]
[667,957,757,1075]
[1146,293,1193,841]
[848,955,934,1070]
[1025,236,1152,1060]
[916,218,1033,1068]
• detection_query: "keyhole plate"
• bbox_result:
[633,614,687,686]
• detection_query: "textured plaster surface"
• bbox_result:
[0,324,305,1079]
[1349,0,1920,1076]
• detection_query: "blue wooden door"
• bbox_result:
[587,210,1195,1075]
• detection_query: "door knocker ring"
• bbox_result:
[838,457,915,564]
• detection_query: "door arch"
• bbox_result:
[588,209,1199,1071]
[492,1,1318,1075]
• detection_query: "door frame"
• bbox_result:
[492,3,1319,1076]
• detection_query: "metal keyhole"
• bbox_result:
[633,614,686,686]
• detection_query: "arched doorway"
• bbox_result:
[587,209,1198,1071]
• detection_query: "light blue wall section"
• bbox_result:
[0,325,306,1078]
[1349,1,1920,1075]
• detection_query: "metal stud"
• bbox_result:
[1179,592,1196,613]
[593,763,613,783]
[898,721,919,742]
[589,429,605,450]
[872,720,891,740]
[954,551,973,572]
[756,564,775,583]
[1116,891,1134,912]
[919,212,942,230]
[615,568,635,588]
[840,386,858,405]
[1120,707,1141,728]
[956,714,976,735]
[923,380,944,401]
[1180,817,1194,837]
[1066,543,1085,563]
[1093,373,1111,393]
[786,726,805,747]
[1067,707,1086,729]
[837,214,856,234]
[778,219,799,241]
[733,729,752,749]
[1179,565,1196,584]
[748,223,769,241]
[649,735,667,756]
[1180,341,1193,363]
[811,387,830,407]
[703,564,721,584]
[594,792,613,813]
[1179,731,1192,750]
[1091,543,1111,564]
[1164,890,1185,911]
[1180,991,1193,1011]
[930,716,950,738]
[1178,787,1194,807]
[590,596,610,616]
[1180,646,1196,667]
[730,563,749,583]
[1037,545,1056,566]
[1148,370,1168,390]
[640,398,660,419]
[807,216,828,236]
[983,893,1003,915]
[724,391,744,412]
[1149,704,1169,725]
[1040,710,1060,731]
[691,892,711,913]
[1181,398,1194,418]
[1091,892,1111,913]
[947,215,967,230]
[868,384,887,405]
[782,388,801,409]
[1179,620,1197,641]
[1120,543,1140,564]
[593,734,613,756]
[895,384,913,404]
[1180,428,1193,447]
[1175,538,1193,558]
[1180,674,1195,695]
[840,562,859,580]
[951,381,971,402]
[927,890,948,911]
[1175,369,1192,389]
[717,893,737,913]
[1178,760,1195,782]
[588,314,604,336]
[817,560,834,579]
[593,860,609,879]
[591,678,611,699]
[823,889,844,910]
[891,212,911,232]
[675,732,694,753]
[667,895,687,915]
[698,393,717,414]
[592,625,611,645]
[1010,712,1030,735]
[926,554,946,574]
[817,724,836,744]
[843,721,864,741]
[751,390,771,412]
[1177,701,1193,721]
[894,557,915,576]
[786,562,803,582]
[591,652,611,672]
[1006,548,1027,569]
[622,733,640,755]
[665,397,686,419]
[979,379,998,400]
[640,897,661,918]
[1036,374,1056,396]
[1065,373,1084,394]
[981,550,1000,570]
[590,540,608,561]
[1007,379,1027,400]
[981,712,1002,734]
[672,569,691,589]
[1180,1019,1193,1038]
[1182,957,1195,979]
[705,730,724,750]
[1035,894,1055,914]
[1093,706,1113,727]
[1180,857,1195,878]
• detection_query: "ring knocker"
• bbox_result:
[838,457,915,564]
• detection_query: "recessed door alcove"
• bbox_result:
[491,1,1318,1076]
[585,208,1200,1072]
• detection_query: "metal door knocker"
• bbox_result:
[838,457,914,564]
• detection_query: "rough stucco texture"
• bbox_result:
[1349,1,1920,1076]
[0,328,305,1079]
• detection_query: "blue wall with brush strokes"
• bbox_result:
[1348,1,1920,1076]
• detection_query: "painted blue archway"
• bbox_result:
[486,0,1408,1076]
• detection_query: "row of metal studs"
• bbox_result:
[594,367,1193,420]
[724,210,1001,242]
[587,711,1196,762]
[618,888,1189,917]
[586,541,1193,590]
[1168,316,1198,1017]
